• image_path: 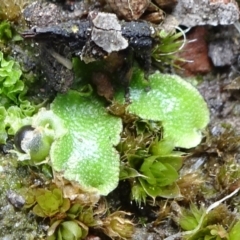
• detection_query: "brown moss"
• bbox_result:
[0,0,29,22]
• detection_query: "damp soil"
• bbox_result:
[1,1,240,240]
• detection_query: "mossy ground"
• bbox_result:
[0,155,47,239]
[1,1,240,240]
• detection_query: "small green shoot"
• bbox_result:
[167,188,240,240]
[0,21,12,42]
[33,188,71,218]
[152,27,186,68]
[120,138,183,204]
[0,51,36,143]
[179,203,206,231]
[0,21,22,48]
[229,220,240,240]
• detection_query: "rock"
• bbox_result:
[176,26,212,76]
[172,0,239,27]
[208,39,234,67]
[6,190,25,209]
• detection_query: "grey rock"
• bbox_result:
[208,39,234,67]
[90,12,128,53]
[172,0,239,27]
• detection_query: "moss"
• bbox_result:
[0,154,45,239]
[0,0,30,22]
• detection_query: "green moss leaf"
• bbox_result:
[0,106,7,143]
[157,156,183,171]
[126,69,209,148]
[60,221,83,239]
[139,156,180,198]
[229,220,240,240]
[50,91,122,195]
[5,106,30,134]
[180,203,206,231]
[119,165,145,180]
[32,188,70,217]
[0,51,37,143]
[0,21,12,42]
[128,154,182,200]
